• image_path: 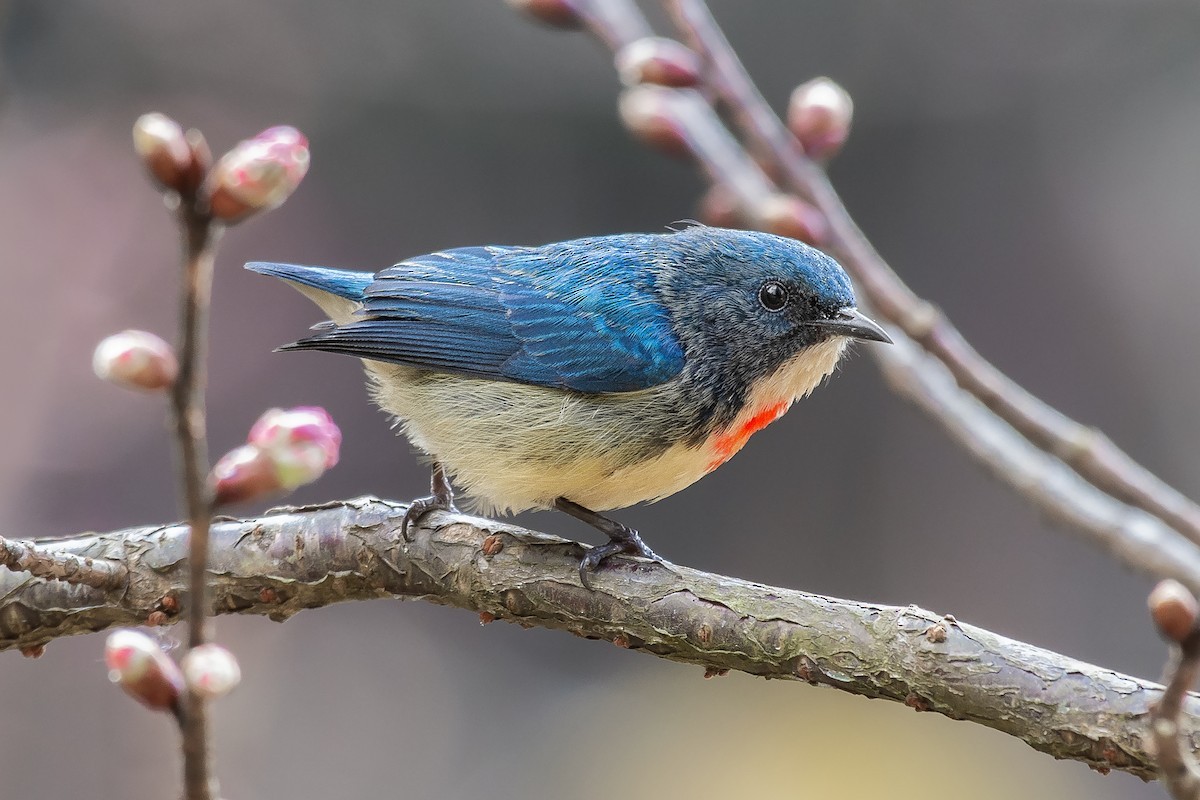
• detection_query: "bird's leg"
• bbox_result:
[554,497,664,589]
[401,461,458,540]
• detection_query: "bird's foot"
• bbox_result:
[577,529,662,590]
[401,462,458,540]
[554,497,664,589]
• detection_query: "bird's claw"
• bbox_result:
[402,461,457,541]
[577,528,662,590]
[400,494,458,541]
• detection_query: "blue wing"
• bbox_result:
[270,237,686,394]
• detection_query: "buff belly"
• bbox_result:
[363,337,846,515]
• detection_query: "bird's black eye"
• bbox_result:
[758,280,789,312]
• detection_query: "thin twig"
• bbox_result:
[1152,630,1200,798]
[0,536,127,590]
[661,0,1200,549]
[169,199,221,800]
[0,497,1190,780]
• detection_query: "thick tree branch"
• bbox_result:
[0,496,1190,781]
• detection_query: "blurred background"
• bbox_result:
[2,0,1199,797]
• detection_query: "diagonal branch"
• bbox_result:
[0,496,1193,781]
[534,0,1200,597]
[660,0,1200,549]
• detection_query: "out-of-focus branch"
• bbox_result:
[524,0,1200,596]
[660,0,1200,550]
[124,115,310,800]
[0,497,1189,780]
[170,199,220,800]
[1150,582,1200,799]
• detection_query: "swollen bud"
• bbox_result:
[1149,579,1199,643]
[248,406,342,485]
[504,0,583,28]
[618,85,693,160]
[787,77,853,162]
[756,193,828,247]
[105,629,185,713]
[616,37,701,88]
[93,330,178,392]
[181,643,241,699]
[212,406,342,506]
[211,444,281,506]
[208,126,310,223]
[132,113,194,194]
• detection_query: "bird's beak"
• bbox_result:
[807,307,892,344]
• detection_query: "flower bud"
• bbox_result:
[618,86,693,160]
[504,0,583,28]
[212,406,342,506]
[181,643,241,699]
[211,444,282,506]
[93,330,178,392]
[616,38,701,88]
[1150,579,1199,643]
[698,185,745,229]
[208,126,309,223]
[756,194,828,247]
[787,77,853,162]
[105,629,184,712]
[133,113,195,194]
[248,406,342,478]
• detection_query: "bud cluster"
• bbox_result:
[106,630,243,713]
[133,114,309,224]
[212,406,342,506]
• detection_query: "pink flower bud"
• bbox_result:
[504,0,583,28]
[132,113,194,194]
[181,644,241,699]
[211,444,283,506]
[615,38,701,88]
[105,629,185,713]
[787,77,853,162]
[208,126,309,223]
[248,406,341,473]
[756,194,828,247]
[93,330,178,392]
[618,86,693,161]
[212,406,342,506]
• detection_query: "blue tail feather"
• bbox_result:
[245,262,373,301]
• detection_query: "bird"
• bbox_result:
[246,225,890,587]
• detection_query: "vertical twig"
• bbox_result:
[171,203,221,800]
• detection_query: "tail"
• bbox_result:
[245,262,374,324]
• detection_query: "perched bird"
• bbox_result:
[247,226,889,586]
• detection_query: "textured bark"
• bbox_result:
[0,496,1190,779]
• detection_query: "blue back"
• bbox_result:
[249,236,687,393]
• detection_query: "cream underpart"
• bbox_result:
[288,279,847,514]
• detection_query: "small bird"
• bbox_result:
[247,226,889,586]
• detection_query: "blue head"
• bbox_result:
[648,226,889,435]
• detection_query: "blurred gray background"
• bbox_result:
[2,1,1199,797]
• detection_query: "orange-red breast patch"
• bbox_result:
[705,400,789,472]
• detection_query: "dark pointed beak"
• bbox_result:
[807,307,892,344]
